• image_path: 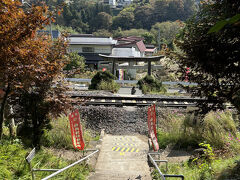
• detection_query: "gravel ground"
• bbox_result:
[78,106,149,135]
[69,90,190,99]
[72,90,190,135]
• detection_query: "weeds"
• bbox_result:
[152,155,240,180]
[41,114,99,149]
[0,139,90,179]
[157,109,240,154]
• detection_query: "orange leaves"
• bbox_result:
[0,0,68,93]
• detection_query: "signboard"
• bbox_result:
[148,104,159,151]
[69,110,85,150]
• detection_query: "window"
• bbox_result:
[82,47,94,53]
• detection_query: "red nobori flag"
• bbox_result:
[148,104,159,151]
[69,110,85,150]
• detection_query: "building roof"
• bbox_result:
[136,41,146,52]
[116,36,144,42]
[99,54,164,62]
[68,36,117,45]
[145,48,157,53]
[79,53,110,64]
[115,37,146,53]
[37,30,61,39]
[70,34,94,37]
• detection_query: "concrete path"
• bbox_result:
[117,87,143,96]
[89,134,151,180]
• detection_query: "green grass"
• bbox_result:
[0,139,91,179]
[154,109,240,179]
[41,115,99,150]
[152,155,240,180]
[157,109,240,153]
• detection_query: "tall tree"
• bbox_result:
[151,21,184,47]
[134,4,154,30]
[175,0,240,112]
[112,7,135,30]
[0,0,69,140]
[95,12,113,31]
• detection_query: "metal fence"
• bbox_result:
[148,152,184,180]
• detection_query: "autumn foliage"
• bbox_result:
[0,0,69,144]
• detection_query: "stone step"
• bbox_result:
[89,172,152,180]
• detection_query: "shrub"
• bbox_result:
[137,75,166,94]
[97,80,120,92]
[89,71,120,92]
[64,52,85,71]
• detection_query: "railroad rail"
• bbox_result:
[71,94,210,107]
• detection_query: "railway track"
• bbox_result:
[71,94,208,108]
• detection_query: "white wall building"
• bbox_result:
[117,0,133,7]
[68,34,117,69]
[103,0,116,8]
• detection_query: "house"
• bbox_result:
[68,34,117,69]
[115,36,146,57]
[117,0,133,7]
[145,45,157,56]
[103,0,117,8]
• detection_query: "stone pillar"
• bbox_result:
[112,60,116,76]
[148,61,151,76]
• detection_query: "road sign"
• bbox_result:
[69,110,85,150]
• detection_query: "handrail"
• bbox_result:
[148,153,184,180]
[148,153,166,180]
[42,149,99,180]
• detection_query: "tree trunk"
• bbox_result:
[0,86,10,140]
[4,103,15,137]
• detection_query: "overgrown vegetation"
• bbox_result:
[41,115,98,149]
[137,75,166,94]
[157,109,240,153]
[89,71,120,92]
[0,138,90,179]
[152,155,240,180]
[154,109,240,179]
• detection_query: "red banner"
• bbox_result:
[148,104,159,151]
[69,110,85,150]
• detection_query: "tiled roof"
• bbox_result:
[145,48,156,52]
[136,40,146,53]
[116,36,144,42]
